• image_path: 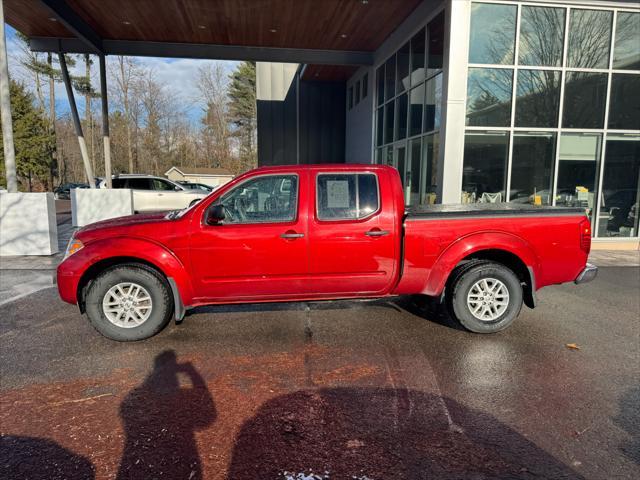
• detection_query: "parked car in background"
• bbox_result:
[58,164,596,341]
[177,181,214,192]
[97,174,209,212]
[54,182,89,200]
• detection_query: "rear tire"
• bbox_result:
[85,264,173,341]
[448,261,523,333]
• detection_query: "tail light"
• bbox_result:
[579,218,591,254]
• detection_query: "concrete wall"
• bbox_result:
[345,67,374,163]
[71,188,134,227]
[0,192,58,256]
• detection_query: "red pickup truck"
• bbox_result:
[57,164,597,341]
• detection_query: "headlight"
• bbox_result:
[63,236,84,260]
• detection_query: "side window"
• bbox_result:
[126,178,152,190]
[112,178,126,188]
[317,173,380,221]
[216,175,298,224]
[153,179,176,191]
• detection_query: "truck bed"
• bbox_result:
[406,202,586,219]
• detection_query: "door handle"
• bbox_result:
[365,229,389,237]
[281,231,305,239]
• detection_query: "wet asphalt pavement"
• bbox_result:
[0,267,638,480]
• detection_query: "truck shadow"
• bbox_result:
[227,387,585,479]
[188,295,464,331]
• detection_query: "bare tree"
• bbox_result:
[111,56,140,173]
[196,63,232,169]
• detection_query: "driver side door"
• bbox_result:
[189,172,310,301]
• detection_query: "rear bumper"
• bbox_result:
[575,263,598,284]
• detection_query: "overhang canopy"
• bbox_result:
[6,0,422,74]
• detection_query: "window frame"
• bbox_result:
[206,173,300,226]
[315,172,381,223]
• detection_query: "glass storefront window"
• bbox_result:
[515,69,561,128]
[410,28,426,86]
[597,135,640,238]
[372,12,444,207]
[409,138,422,206]
[556,133,601,222]
[395,93,408,141]
[395,145,407,191]
[385,55,396,101]
[423,134,439,204]
[376,107,384,147]
[427,12,445,76]
[397,42,410,94]
[424,76,439,132]
[408,84,424,137]
[518,6,565,67]
[509,132,556,205]
[613,12,640,70]
[384,146,393,166]
[384,103,394,144]
[376,65,384,107]
[469,3,516,65]
[562,72,607,129]
[568,9,613,69]
[462,131,509,203]
[466,68,513,127]
[608,74,640,130]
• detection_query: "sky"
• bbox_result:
[4,24,239,124]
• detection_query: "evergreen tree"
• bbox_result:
[0,81,55,190]
[228,61,257,170]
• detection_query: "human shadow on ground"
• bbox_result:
[116,350,215,480]
[227,387,585,479]
[0,435,95,480]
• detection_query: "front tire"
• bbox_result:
[448,261,523,333]
[85,264,173,341]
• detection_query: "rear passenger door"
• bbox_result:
[126,178,156,212]
[152,178,181,210]
[307,171,398,296]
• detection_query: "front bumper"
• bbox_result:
[575,263,598,284]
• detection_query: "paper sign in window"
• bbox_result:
[326,180,350,208]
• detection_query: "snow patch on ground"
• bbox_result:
[279,472,374,480]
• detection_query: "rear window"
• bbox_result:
[316,173,379,221]
[126,178,153,190]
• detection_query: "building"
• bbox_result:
[165,167,233,188]
[256,1,639,242]
[4,0,638,242]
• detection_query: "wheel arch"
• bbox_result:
[426,232,539,309]
[448,249,537,309]
[74,239,192,319]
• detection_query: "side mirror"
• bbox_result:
[205,204,225,225]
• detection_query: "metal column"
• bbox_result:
[58,52,95,188]
[0,1,17,192]
[99,54,112,188]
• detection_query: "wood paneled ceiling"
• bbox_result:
[6,0,423,51]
